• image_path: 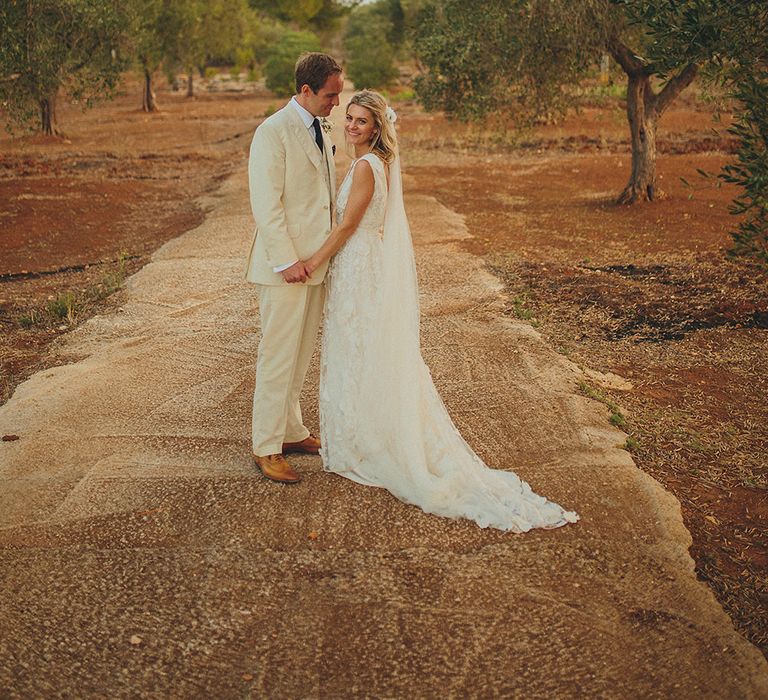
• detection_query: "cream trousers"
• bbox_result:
[252,283,325,456]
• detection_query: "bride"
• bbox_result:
[304,90,578,533]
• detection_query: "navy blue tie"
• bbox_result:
[311,118,324,152]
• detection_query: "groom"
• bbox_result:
[245,53,343,483]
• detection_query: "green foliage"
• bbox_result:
[250,0,323,25]
[18,310,40,329]
[96,252,128,298]
[157,0,207,77]
[577,380,627,429]
[614,0,759,74]
[127,0,258,81]
[248,0,350,32]
[725,77,768,263]
[17,255,129,331]
[138,0,256,85]
[576,82,628,101]
[385,86,415,102]
[263,29,322,97]
[411,0,516,122]
[244,17,284,66]
[510,293,535,321]
[202,0,258,66]
[47,291,76,322]
[344,2,400,89]
[0,0,129,133]
[411,0,611,124]
[623,435,640,452]
[126,0,164,72]
[609,410,627,428]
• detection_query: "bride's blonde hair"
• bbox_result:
[347,90,397,165]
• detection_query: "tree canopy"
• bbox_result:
[344,0,403,89]
[248,0,352,32]
[412,1,618,124]
[264,29,322,97]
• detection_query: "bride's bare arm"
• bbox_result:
[305,160,374,275]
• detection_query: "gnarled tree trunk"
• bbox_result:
[142,64,157,112]
[620,73,658,204]
[186,71,194,97]
[39,92,60,136]
[608,39,699,205]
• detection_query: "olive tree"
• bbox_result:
[128,0,260,108]
[156,0,208,97]
[0,0,128,134]
[159,0,266,97]
[619,0,767,259]
[412,0,700,204]
[127,0,164,111]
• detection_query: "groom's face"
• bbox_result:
[301,73,344,118]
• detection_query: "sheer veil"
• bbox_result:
[357,151,425,459]
[377,152,420,354]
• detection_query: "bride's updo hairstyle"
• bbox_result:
[347,90,397,165]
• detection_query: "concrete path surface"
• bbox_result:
[1,143,767,697]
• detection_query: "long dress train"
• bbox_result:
[319,152,578,533]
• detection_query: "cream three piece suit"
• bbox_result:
[246,99,336,456]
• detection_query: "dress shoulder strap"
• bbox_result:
[356,153,388,192]
[358,152,384,170]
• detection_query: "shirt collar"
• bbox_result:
[291,96,316,129]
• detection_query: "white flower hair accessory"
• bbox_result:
[385,106,397,124]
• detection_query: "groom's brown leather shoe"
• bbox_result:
[254,454,301,483]
[282,434,321,455]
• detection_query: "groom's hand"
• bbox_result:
[281,261,309,284]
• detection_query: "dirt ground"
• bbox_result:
[1,74,766,662]
[0,74,277,404]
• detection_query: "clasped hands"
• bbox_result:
[280,258,319,284]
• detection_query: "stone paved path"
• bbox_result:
[1,129,766,698]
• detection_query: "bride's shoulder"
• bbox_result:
[351,153,388,189]
[359,152,386,170]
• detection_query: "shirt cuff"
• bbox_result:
[273,260,299,273]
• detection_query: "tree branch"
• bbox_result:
[651,62,699,117]
[606,37,650,77]
[69,40,102,73]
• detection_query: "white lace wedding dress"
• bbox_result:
[319,152,578,532]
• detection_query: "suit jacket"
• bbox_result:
[245,102,336,285]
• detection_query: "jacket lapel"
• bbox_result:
[286,104,323,172]
[322,130,337,204]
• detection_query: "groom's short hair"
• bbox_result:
[295,53,342,94]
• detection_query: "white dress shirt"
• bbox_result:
[272,97,324,273]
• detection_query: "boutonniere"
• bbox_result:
[320,117,333,133]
